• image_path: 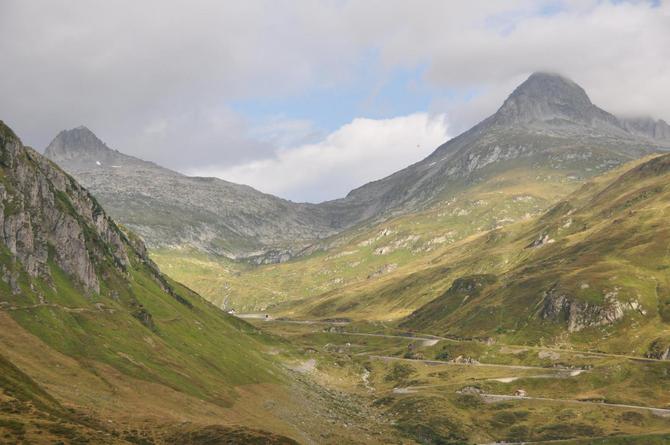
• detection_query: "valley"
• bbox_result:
[148,146,670,443]
[146,73,670,443]
[240,316,670,444]
[4,71,670,444]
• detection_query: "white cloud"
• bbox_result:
[188,113,449,202]
[347,0,670,128]
[0,0,669,198]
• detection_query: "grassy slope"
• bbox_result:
[153,163,582,314]
[0,349,295,444]
[225,153,670,354]
[2,122,393,444]
[394,153,670,353]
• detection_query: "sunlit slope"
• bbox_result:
[154,151,670,357]
[0,120,362,444]
[398,153,670,353]
[153,162,583,313]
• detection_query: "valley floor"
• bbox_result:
[237,315,670,444]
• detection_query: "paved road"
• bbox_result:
[338,331,440,344]
[334,329,669,364]
[236,314,350,325]
[405,329,668,363]
[239,315,669,364]
[480,393,670,417]
[369,354,561,371]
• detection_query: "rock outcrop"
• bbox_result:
[0,121,142,295]
[621,117,670,142]
[646,338,670,360]
[540,285,644,332]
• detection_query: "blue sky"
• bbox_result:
[230,56,439,137]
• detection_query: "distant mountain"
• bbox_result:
[45,126,341,260]
[335,73,670,219]
[45,73,670,261]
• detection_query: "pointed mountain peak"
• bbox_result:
[45,125,111,161]
[44,127,162,172]
[493,72,617,127]
[513,72,589,102]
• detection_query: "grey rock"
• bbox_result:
[540,286,640,332]
[0,122,147,295]
[620,116,670,142]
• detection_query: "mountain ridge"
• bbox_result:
[45,72,670,260]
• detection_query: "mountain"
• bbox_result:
[333,72,670,217]
[398,150,670,353]
[45,126,341,261]
[0,121,384,444]
[621,116,670,141]
[45,73,670,263]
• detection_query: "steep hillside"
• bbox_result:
[239,150,670,356]
[0,121,387,444]
[47,73,670,262]
[394,152,670,353]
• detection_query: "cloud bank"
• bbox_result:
[189,113,448,203]
[0,0,668,201]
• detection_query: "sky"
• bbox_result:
[1,0,668,202]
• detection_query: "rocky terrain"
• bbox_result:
[1,123,130,294]
[46,73,670,263]
[44,126,341,259]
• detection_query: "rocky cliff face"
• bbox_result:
[0,121,149,295]
[620,117,670,142]
[540,285,644,332]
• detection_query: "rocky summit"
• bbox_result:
[493,72,620,128]
[45,126,342,260]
